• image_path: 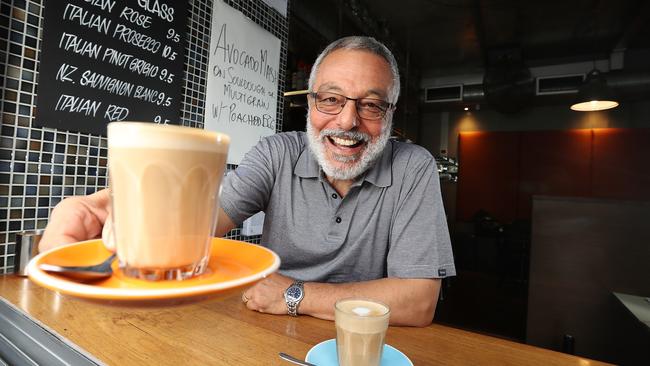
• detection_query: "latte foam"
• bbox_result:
[108,122,229,153]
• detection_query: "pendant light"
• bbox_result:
[570,68,619,111]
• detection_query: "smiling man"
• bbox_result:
[40,36,455,327]
[215,36,456,326]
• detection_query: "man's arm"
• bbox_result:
[304,277,440,327]
[242,274,440,327]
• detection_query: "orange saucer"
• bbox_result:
[27,238,280,302]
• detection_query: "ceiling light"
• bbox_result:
[570,69,619,112]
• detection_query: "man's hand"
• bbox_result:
[241,273,294,315]
[39,189,111,253]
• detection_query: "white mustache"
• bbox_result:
[319,129,370,142]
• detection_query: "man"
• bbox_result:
[40,36,455,327]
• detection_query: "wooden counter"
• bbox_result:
[0,276,611,365]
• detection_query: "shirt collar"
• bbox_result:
[294,132,393,187]
[294,133,321,178]
[363,140,392,187]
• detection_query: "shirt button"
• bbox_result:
[331,193,338,199]
[335,217,342,223]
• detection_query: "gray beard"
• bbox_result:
[306,110,392,181]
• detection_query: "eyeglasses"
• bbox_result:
[309,91,394,120]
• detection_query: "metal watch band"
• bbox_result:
[286,280,304,317]
[287,301,298,316]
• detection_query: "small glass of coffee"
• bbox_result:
[335,298,390,366]
[107,122,229,280]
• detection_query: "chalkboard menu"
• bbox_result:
[35,0,187,135]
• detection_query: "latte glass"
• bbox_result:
[335,298,390,366]
[107,122,229,280]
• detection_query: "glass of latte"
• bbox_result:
[107,122,229,280]
[335,298,390,366]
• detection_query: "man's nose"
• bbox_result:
[336,101,359,130]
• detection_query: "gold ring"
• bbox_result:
[242,293,249,304]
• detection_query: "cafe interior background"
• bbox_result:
[0,0,648,364]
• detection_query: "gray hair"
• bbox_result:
[307,36,401,104]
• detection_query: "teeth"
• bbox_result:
[331,136,359,146]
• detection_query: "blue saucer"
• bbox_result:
[305,339,413,366]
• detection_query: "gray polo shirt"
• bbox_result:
[220,131,455,283]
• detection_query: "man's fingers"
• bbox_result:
[241,291,250,304]
[101,213,116,252]
[39,232,80,253]
[244,296,257,310]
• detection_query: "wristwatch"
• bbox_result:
[284,280,305,316]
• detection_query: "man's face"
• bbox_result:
[307,49,394,181]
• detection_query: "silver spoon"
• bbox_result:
[39,253,117,281]
[278,352,317,366]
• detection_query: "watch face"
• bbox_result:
[286,286,302,301]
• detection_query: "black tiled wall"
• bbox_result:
[0,0,288,273]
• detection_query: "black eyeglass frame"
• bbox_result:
[308,91,395,120]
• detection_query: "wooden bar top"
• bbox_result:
[0,275,610,365]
